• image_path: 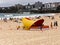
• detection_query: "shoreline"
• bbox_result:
[0,13,56,20]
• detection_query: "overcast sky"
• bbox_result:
[0,0,60,7]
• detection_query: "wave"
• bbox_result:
[0,13,55,20]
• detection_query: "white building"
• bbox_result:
[43,2,60,10]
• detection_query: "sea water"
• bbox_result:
[0,12,55,20]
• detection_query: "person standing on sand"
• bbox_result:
[54,21,58,29]
[3,18,7,22]
[56,21,58,26]
[39,24,44,31]
[40,26,42,30]
[51,22,53,29]
[17,26,20,30]
[51,16,54,20]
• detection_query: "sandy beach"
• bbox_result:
[0,13,60,45]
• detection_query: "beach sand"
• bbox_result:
[0,13,60,45]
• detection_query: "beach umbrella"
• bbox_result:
[22,18,44,30]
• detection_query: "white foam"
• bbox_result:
[0,13,55,20]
